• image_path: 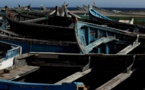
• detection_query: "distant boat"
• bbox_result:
[92,4,145,17]
[89,5,145,34]
[89,5,134,24]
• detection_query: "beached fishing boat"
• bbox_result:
[0,10,82,54]
[0,13,78,54]
[92,3,145,17]
[89,5,145,33]
[4,11,77,40]
[0,41,21,70]
[75,21,145,54]
[74,21,145,71]
[89,5,134,24]
[0,53,87,90]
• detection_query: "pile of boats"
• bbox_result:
[0,4,145,90]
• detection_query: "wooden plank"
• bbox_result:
[117,41,140,55]
[95,69,135,90]
[84,37,116,54]
[0,28,20,36]
[0,65,39,80]
[20,17,48,23]
[15,53,35,60]
[55,68,92,84]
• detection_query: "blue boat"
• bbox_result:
[89,5,113,21]
[74,21,145,71]
[75,21,145,54]
[89,5,145,34]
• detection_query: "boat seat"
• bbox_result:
[117,41,140,55]
[84,37,117,54]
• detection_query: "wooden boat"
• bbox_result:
[0,9,82,54]
[4,13,76,41]
[0,41,21,70]
[89,5,145,34]
[92,3,145,17]
[75,21,145,54]
[88,6,134,24]
[0,11,77,54]
[74,21,145,71]
[89,5,134,24]
[0,52,87,90]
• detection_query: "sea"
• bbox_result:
[31,7,145,11]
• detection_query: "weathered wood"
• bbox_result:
[119,18,134,24]
[117,41,140,55]
[55,68,92,84]
[84,37,117,54]
[0,65,39,80]
[95,69,135,90]
[0,28,20,36]
[15,53,34,60]
[20,17,48,23]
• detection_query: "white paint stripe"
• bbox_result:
[0,57,14,70]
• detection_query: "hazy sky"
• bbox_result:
[0,0,145,8]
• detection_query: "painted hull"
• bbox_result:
[75,21,145,54]
[0,80,86,90]
[89,6,145,34]
[0,35,80,54]
[92,6,145,17]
